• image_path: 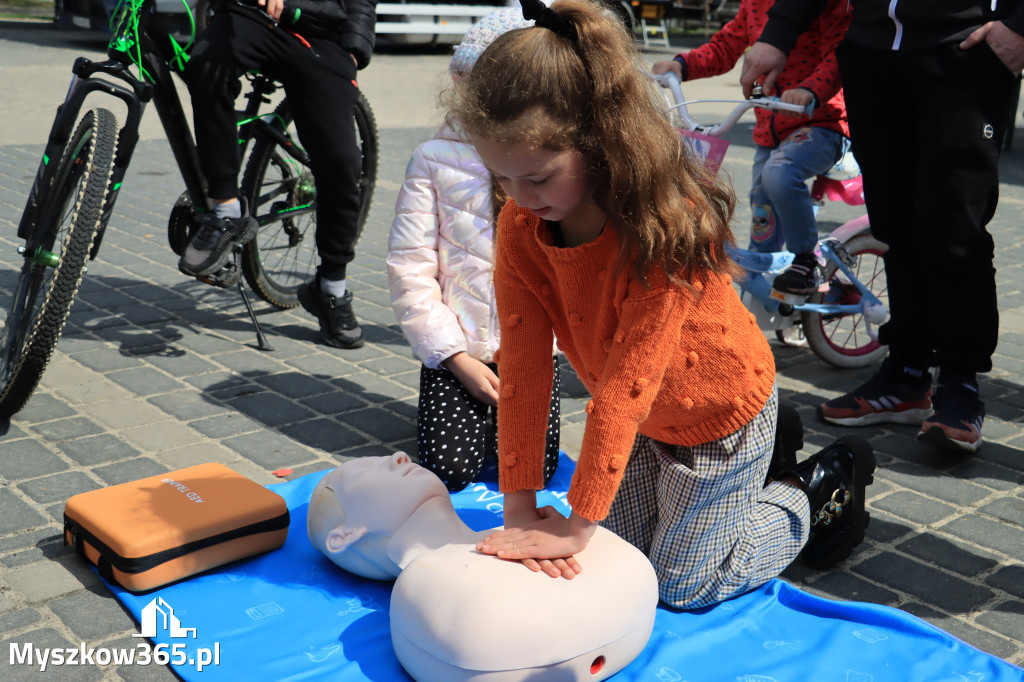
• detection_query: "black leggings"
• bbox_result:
[417,358,561,492]
[184,11,363,279]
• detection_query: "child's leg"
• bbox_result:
[542,357,563,484]
[648,388,810,609]
[759,127,846,255]
[747,146,784,253]
[416,364,490,492]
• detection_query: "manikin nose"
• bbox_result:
[390,451,412,467]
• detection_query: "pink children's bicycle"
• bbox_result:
[654,72,888,369]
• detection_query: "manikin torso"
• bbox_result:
[307,454,659,681]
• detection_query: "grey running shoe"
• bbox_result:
[179,199,258,278]
[297,276,365,349]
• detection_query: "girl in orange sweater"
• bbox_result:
[451,0,876,608]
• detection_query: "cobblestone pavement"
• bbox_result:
[0,23,1022,681]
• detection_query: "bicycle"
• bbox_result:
[0,0,379,419]
[654,72,888,369]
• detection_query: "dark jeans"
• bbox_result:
[417,358,562,492]
[185,12,363,280]
[836,40,1018,374]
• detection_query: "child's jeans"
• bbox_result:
[749,126,847,255]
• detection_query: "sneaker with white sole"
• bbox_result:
[179,199,258,278]
[819,357,932,426]
[917,378,984,453]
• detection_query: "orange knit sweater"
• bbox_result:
[494,202,776,521]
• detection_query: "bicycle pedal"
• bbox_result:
[769,289,808,305]
[197,262,240,288]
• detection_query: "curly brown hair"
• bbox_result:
[446,0,739,286]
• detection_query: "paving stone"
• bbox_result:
[0,490,51,534]
[4,556,97,603]
[0,609,43,638]
[12,392,77,423]
[224,392,316,428]
[949,459,1024,491]
[105,367,184,397]
[901,602,1020,663]
[120,421,203,452]
[299,390,369,416]
[802,571,900,606]
[223,431,315,469]
[17,471,101,505]
[978,497,1024,527]
[880,462,993,507]
[147,391,231,422]
[896,532,999,577]
[58,434,140,466]
[0,528,63,555]
[29,417,105,443]
[77,398,169,432]
[871,490,958,526]
[975,600,1024,645]
[253,372,335,399]
[0,443,68,481]
[986,564,1024,600]
[188,412,263,439]
[49,589,137,641]
[69,349,145,373]
[941,515,1024,560]
[1,534,71,568]
[91,458,168,486]
[341,407,418,444]
[854,551,997,614]
[279,418,369,453]
[1,628,104,681]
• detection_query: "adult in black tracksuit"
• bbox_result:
[182,0,376,349]
[739,0,1024,453]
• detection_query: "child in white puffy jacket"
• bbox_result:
[387,9,561,492]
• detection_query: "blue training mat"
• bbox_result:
[109,458,1024,681]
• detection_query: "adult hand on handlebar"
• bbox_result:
[740,42,787,98]
[258,0,284,22]
[779,88,815,117]
[651,59,683,80]
[960,21,1024,76]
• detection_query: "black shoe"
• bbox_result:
[917,373,984,453]
[766,402,804,486]
[179,199,258,278]
[772,252,820,295]
[297,276,365,349]
[787,435,876,570]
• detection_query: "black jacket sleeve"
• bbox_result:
[340,0,377,69]
[758,0,830,53]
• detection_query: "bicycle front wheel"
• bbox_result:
[801,232,889,369]
[240,92,379,308]
[0,108,118,418]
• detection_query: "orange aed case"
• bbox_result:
[64,463,290,592]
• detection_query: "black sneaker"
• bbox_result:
[772,252,820,295]
[179,199,258,278]
[819,357,932,426]
[791,435,876,570]
[297,276,365,349]
[917,377,984,453]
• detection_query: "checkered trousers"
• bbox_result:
[600,386,811,609]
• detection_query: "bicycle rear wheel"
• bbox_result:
[240,91,379,308]
[801,232,889,369]
[0,108,118,418]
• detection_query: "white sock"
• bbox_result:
[321,277,347,298]
[211,200,242,220]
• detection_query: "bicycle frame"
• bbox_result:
[652,72,887,340]
[19,0,312,262]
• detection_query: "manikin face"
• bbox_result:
[472,135,595,224]
[317,452,451,537]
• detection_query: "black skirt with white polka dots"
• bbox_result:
[416,357,561,492]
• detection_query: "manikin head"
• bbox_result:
[307,452,452,580]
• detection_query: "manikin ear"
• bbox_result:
[325,524,368,554]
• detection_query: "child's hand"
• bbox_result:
[651,59,683,80]
[442,352,500,407]
[477,508,597,579]
[779,88,815,117]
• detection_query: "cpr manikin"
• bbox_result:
[307,452,659,681]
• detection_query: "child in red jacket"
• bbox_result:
[653,0,850,294]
